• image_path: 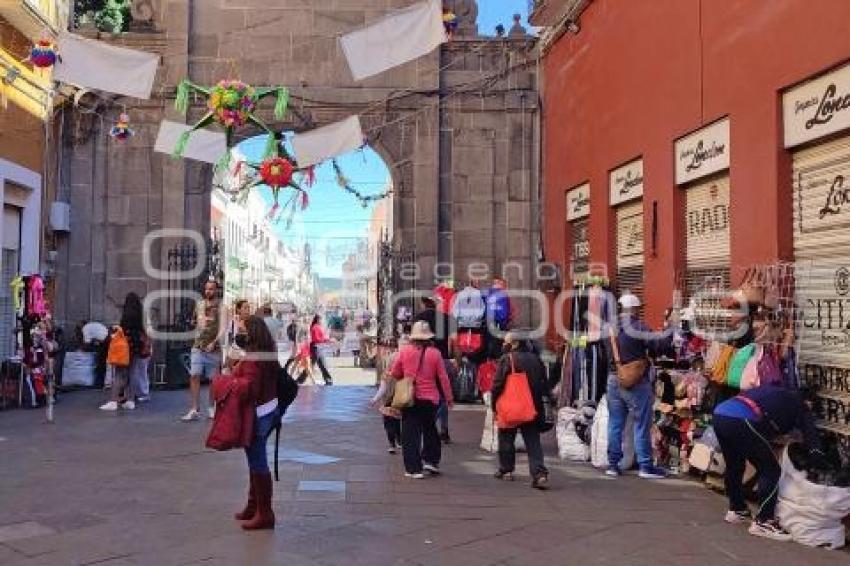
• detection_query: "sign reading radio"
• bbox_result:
[609,158,643,206]
[675,118,730,185]
[688,183,729,238]
[784,62,850,148]
[566,182,590,221]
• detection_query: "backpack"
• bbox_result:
[273,363,299,480]
[486,288,511,328]
[107,328,130,368]
[452,287,486,328]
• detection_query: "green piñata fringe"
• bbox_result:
[175,80,191,115]
[173,131,191,157]
[274,87,289,120]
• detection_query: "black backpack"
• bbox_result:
[273,363,299,480]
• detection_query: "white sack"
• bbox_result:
[339,0,446,81]
[776,447,850,550]
[61,352,96,387]
[590,395,635,470]
[291,116,364,167]
[556,406,589,462]
[154,121,227,164]
[54,32,159,99]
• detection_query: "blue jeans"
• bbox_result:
[245,409,279,473]
[607,373,654,469]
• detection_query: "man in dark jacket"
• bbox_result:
[713,384,824,541]
[605,293,673,479]
[491,333,551,490]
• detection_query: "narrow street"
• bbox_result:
[0,383,844,566]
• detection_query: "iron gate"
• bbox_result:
[376,232,415,347]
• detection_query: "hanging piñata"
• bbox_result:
[172,79,289,168]
[28,38,58,69]
[109,113,135,141]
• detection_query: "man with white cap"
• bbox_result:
[605,291,673,479]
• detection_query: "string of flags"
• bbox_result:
[332,159,393,208]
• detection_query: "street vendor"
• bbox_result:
[713,384,825,542]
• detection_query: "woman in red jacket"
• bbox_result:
[232,316,280,530]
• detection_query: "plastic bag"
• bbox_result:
[480,393,525,453]
[776,446,850,550]
[557,406,589,462]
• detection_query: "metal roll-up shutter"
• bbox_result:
[685,176,731,333]
[570,219,590,278]
[792,135,850,438]
[616,201,643,301]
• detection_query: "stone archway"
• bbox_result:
[55,1,538,327]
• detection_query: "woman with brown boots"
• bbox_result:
[231,316,280,530]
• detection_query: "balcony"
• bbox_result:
[0,0,70,40]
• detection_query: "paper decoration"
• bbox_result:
[291,116,365,167]
[28,39,58,69]
[173,79,289,168]
[53,32,159,99]
[442,8,458,38]
[154,120,227,164]
[332,159,392,208]
[339,0,447,81]
[109,113,134,141]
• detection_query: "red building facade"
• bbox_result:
[540,0,850,329]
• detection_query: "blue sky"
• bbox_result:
[239,135,388,279]
[478,0,532,36]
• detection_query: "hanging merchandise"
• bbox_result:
[173,79,289,168]
[331,159,392,207]
[109,113,135,141]
[28,38,58,69]
[442,7,458,38]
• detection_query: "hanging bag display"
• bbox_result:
[390,347,426,409]
[107,327,131,368]
[494,355,537,429]
[608,334,646,389]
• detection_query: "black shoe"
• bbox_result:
[439,431,451,445]
[532,474,550,490]
[494,471,514,481]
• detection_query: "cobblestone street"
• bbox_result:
[0,383,845,566]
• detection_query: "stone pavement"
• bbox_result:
[0,385,846,566]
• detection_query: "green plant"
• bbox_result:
[74,0,132,32]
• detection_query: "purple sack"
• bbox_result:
[757,345,783,387]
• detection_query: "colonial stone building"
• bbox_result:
[54,0,539,329]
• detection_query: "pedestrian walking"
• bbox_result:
[228,316,281,531]
[100,292,146,411]
[604,292,672,479]
[370,335,409,453]
[713,384,825,541]
[388,321,454,478]
[414,293,457,443]
[491,332,551,489]
[182,280,222,422]
[309,315,334,385]
[286,316,298,358]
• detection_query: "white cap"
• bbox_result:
[618,293,641,309]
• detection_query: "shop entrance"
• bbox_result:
[0,204,20,360]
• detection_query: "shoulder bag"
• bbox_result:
[609,334,647,389]
[391,347,427,409]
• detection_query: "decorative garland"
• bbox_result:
[331,159,392,208]
[173,78,289,169]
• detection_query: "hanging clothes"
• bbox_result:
[27,275,46,317]
[9,275,24,312]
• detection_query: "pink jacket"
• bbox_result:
[389,345,453,405]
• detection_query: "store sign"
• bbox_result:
[784,63,850,148]
[675,119,730,185]
[688,203,729,239]
[566,183,590,220]
[609,159,644,206]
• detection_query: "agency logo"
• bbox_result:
[835,267,850,296]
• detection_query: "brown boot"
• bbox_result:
[241,472,275,530]
[234,472,257,521]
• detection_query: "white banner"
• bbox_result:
[291,116,364,167]
[340,0,447,81]
[154,121,227,164]
[54,32,159,99]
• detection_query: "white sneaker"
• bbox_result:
[121,401,136,410]
[749,519,792,542]
[181,409,200,422]
[99,401,119,411]
[404,472,425,479]
[423,463,441,475]
[725,510,752,524]
[207,406,215,419]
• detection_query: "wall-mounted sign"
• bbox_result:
[675,118,730,185]
[566,183,590,221]
[784,62,850,149]
[609,158,644,206]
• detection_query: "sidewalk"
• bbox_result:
[0,386,845,566]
